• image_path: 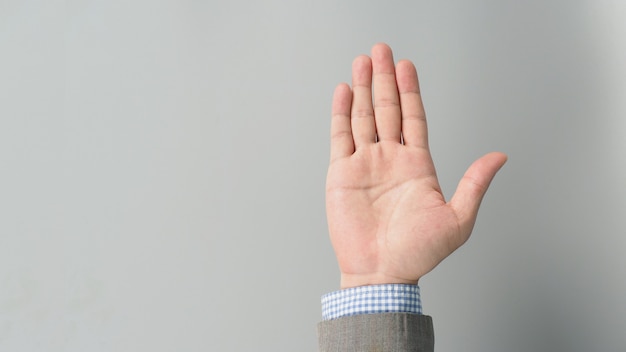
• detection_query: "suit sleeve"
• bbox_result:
[317,313,434,352]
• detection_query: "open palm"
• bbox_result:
[326,44,507,289]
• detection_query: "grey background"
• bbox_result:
[1,1,625,351]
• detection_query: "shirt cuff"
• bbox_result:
[321,284,422,321]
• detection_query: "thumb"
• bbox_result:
[449,152,508,234]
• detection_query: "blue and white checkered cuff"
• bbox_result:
[321,284,422,320]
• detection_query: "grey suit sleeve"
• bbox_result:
[317,313,434,352]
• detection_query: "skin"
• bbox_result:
[326,43,508,289]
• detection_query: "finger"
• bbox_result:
[330,83,355,161]
[371,43,401,143]
[351,55,376,148]
[449,152,508,234]
[396,60,428,149]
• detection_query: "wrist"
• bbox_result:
[340,273,419,289]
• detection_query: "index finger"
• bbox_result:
[396,60,429,149]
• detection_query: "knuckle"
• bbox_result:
[352,108,374,119]
[375,96,400,109]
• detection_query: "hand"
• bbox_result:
[326,43,507,289]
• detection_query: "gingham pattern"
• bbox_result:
[321,284,422,320]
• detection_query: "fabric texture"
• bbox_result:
[317,313,434,352]
[321,284,422,320]
[318,285,433,351]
